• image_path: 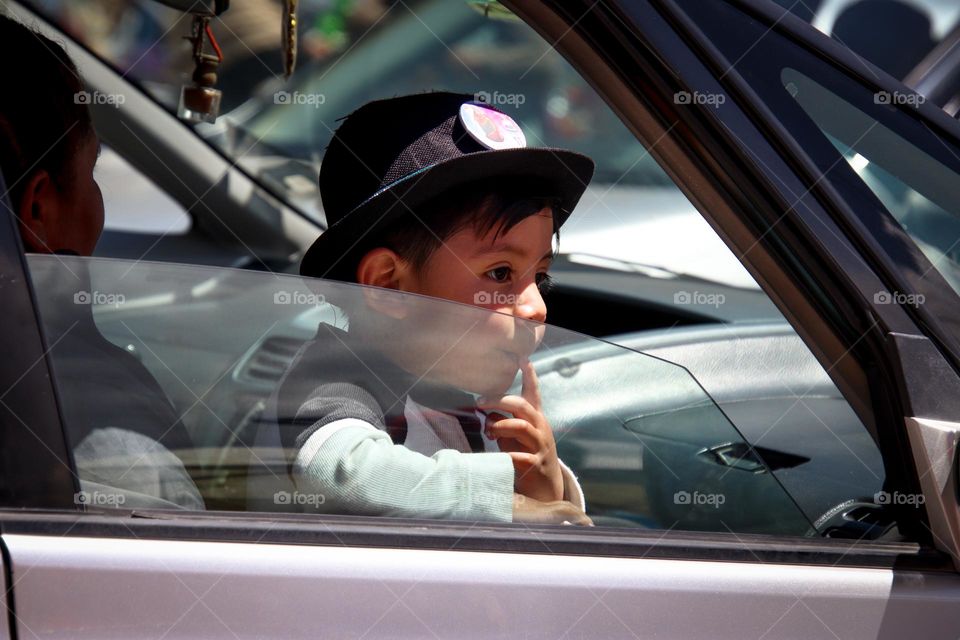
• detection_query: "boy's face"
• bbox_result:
[61,132,105,255]
[18,131,104,256]
[411,209,553,321]
[389,209,554,397]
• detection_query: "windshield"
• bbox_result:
[18,0,787,304]
[28,0,674,227]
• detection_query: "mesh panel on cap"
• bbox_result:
[381,113,485,185]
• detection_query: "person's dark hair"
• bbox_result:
[0,15,93,209]
[329,177,562,283]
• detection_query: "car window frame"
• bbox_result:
[0,173,77,510]
[668,0,960,382]
[0,0,954,573]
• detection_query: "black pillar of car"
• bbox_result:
[0,171,77,509]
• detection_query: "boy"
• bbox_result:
[271,91,594,524]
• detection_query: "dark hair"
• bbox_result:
[0,15,93,209]
[331,177,562,283]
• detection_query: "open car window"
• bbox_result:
[27,254,820,534]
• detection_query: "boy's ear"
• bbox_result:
[16,169,54,253]
[357,248,412,319]
[356,247,403,288]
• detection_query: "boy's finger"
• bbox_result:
[485,418,540,450]
[495,436,523,453]
[477,395,536,424]
[520,359,542,411]
[507,451,539,470]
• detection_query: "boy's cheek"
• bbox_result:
[421,274,490,309]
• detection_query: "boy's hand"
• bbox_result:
[479,360,564,502]
[512,494,592,526]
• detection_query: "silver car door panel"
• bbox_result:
[6,533,960,639]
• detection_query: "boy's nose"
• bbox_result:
[515,282,547,323]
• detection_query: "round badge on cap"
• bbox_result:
[459,102,526,150]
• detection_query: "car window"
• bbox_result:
[97,143,191,236]
[28,0,766,294]
[676,0,960,355]
[31,0,675,226]
[780,68,960,296]
[26,0,767,315]
[27,253,822,534]
[15,1,896,539]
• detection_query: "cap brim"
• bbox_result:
[300,147,594,279]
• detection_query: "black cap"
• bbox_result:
[300,91,595,279]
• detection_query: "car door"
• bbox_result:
[3,1,960,639]
[1,245,953,640]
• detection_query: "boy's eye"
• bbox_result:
[486,266,511,283]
